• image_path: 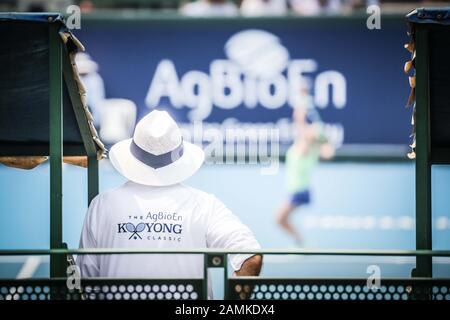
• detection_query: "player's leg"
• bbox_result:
[276,200,303,244]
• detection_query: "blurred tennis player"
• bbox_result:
[276,86,335,245]
[77,110,262,299]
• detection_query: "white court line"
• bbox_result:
[15,256,42,279]
[2,257,43,300]
[0,256,49,264]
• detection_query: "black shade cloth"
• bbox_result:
[0,12,63,24]
[407,7,450,163]
[0,13,94,156]
[407,7,450,25]
[429,29,450,162]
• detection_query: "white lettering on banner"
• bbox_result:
[314,71,347,109]
[258,75,287,109]
[146,60,183,108]
[180,118,344,148]
[225,29,289,79]
[243,76,258,108]
[145,30,347,121]
[181,70,212,120]
[287,59,317,107]
[210,60,243,110]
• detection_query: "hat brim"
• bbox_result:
[109,139,205,186]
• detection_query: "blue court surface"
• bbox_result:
[1,161,449,298]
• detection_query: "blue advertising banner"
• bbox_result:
[76,17,411,154]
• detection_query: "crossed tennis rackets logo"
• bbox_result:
[125,222,146,240]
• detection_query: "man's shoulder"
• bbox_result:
[91,182,220,208]
[181,184,231,211]
[178,184,215,202]
[178,185,227,216]
[90,183,131,205]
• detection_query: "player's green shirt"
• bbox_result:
[285,144,320,193]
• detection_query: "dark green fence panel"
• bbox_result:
[227,278,450,301]
[0,278,204,301]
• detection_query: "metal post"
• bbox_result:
[413,26,432,278]
[223,254,229,299]
[87,155,99,205]
[203,253,208,299]
[49,23,65,278]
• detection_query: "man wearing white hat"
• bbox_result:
[77,110,262,298]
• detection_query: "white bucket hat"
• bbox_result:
[109,110,204,186]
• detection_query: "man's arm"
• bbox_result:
[77,195,101,277]
[232,255,263,299]
[205,195,262,277]
[234,254,263,277]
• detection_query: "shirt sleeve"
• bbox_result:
[206,196,261,271]
[76,195,101,277]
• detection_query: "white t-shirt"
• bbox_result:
[77,181,260,297]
